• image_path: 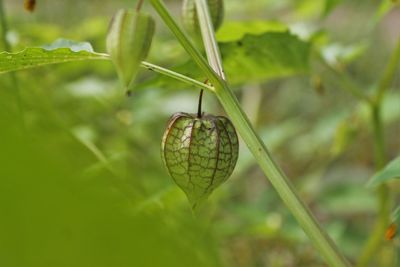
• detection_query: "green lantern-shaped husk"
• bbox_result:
[161,112,239,209]
[106,8,155,90]
[182,0,224,35]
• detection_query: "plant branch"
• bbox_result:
[149,0,351,266]
[136,0,145,11]
[371,105,385,169]
[356,104,391,267]
[140,61,215,92]
[197,89,204,118]
[194,0,225,79]
[356,36,400,267]
[149,0,224,88]
[375,36,400,104]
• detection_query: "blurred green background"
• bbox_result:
[0,0,399,266]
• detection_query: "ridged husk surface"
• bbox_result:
[161,112,238,208]
[106,9,155,89]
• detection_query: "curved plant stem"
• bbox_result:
[149,0,351,266]
[375,37,400,104]
[357,36,400,267]
[197,89,204,118]
[356,104,390,267]
[136,0,145,11]
[140,61,215,92]
[194,0,225,80]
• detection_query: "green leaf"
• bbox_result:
[141,31,310,89]
[368,156,400,187]
[320,42,368,67]
[216,20,287,42]
[330,116,359,157]
[0,40,108,74]
[220,31,310,84]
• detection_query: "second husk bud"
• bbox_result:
[182,0,224,35]
[106,9,155,90]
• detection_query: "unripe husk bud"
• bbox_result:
[182,0,224,35]
[106,9,155,89]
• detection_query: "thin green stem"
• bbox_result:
[316,37,399,266]
[371,105,385,169]
[194,0,225,80]
[149,0,351,266]
[136,0,145,11]
[357,35,400,267]
[356,36,400,267]
[217,75,352,267]
[140,61,214,92]
[197,89,204,118]
[356,104,390,267]
[375,36,400,104]
[149,0,222,87]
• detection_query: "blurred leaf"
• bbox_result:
[42,38,95,52]
[0,40,108,74]
[319,173,376,215]
[295,0,325,18]
[330,115,359,157]
[368,156,400,187]
[383,92,400,124]
[373,0,399,23]
[0,96,222,267]
[216,20,288,42]
[320,42,368,67]
[309,30,330,47]
[323,0,342,16]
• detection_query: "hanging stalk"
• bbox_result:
[197,89,204,118]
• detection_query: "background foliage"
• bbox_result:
[0,0,399,266]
